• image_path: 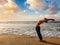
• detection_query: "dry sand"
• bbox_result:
[0,34,60,45]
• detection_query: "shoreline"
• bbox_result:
[0,34,60,45]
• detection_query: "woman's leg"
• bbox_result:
[36,27,43,41]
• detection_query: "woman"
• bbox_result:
[36,18,55,41]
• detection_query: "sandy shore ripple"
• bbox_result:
[0,34,60,45]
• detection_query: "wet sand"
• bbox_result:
[0,34,60,45]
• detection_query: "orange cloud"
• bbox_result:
[0,0,18,14]
[0,0,2,2]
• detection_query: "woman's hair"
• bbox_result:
[44,18,47,20]
[44,18,48,23]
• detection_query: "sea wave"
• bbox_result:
[0,21,60,37]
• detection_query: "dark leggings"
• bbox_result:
[36,27,43,41]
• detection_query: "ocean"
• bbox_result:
[0,21,60,37]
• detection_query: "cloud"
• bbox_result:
[38,15,60,21]
[48,5,58,14]
[26,0,47,10]
[0,12,60,21]
[26,0,60,14]
[0,0,19,14]
[47,0,59,14]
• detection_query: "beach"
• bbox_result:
[0,34,60,45]
[0,21,60,45]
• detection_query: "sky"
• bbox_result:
[0,0,60,21]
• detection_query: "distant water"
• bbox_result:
[0,21,60,37]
